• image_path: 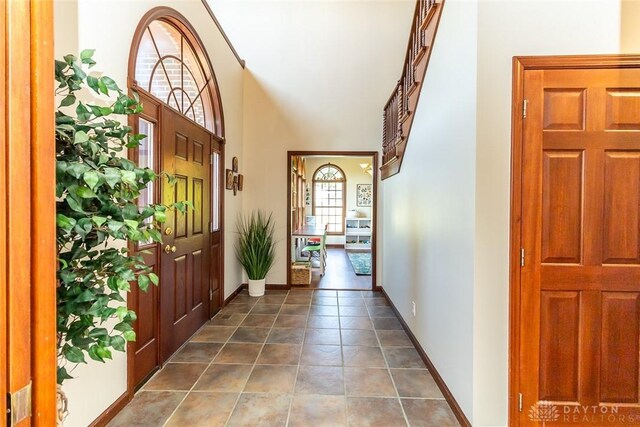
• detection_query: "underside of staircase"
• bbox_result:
[381,0,445,180]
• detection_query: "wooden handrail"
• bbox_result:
[381,0,444,179]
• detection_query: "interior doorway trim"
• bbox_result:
[287,151,379,291]
[508,54,640,426]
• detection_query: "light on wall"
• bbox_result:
[359,163,373,176]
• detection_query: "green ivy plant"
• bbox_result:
[55,50,185,384]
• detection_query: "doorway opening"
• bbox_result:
[287,151,378,291]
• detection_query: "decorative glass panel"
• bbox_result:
[134,19,215,131]
[211,151,221,231]
[138,118,155,245]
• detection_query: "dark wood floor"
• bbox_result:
[306,248,372,290]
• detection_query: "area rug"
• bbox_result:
[347,252,372,275]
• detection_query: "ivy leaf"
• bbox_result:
[76,187,96,199]
[92,216,107,227]
[124,219,138,230]
[88,328,108,338]
[104,168,121,188]
[74,130,89,144]
[80,49,96,67]
[60,95,76,107]
[83,171,100,190]
[111,335,126,352]
[107,220,124,233]
[86,75,100,94]
[147,229,162,243]
[65,196,84,213]
[56,214,76,233]
[137,274,150,292]
[115,306,128,321]
[100,76,119,91]
[116,278,130,292]
[123,330,136,342]
[149,273,159,286]
[121,170,136,186]
[64,346,86,364]
[88,345,104,362]
[76,102,91,121]
[153,210,167,222]
[57,367,73,384]
[74,289,96,303]
[96,346,112,360]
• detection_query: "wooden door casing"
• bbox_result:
[512,57,640,426]
[2,0,57,424]
[160,106,212,361]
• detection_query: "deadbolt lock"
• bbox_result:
[164,227,173,236]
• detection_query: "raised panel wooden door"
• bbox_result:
[160,107,211,361]
[520,67,640,425]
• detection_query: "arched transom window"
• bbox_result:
[313,164,346,234]
[132,16,222,135]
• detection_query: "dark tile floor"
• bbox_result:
[310,248,372,290]
[109,289,460,427]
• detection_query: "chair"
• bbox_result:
[302,226,327,276]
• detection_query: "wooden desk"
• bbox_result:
[291,225,326,274]
[292,225,326,239]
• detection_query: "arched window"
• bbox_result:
[130,9,223,136]
[313,164,346,234]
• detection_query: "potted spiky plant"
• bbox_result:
[236,211,276,297]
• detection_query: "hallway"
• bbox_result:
[109,289,458,426]
[310,248,372,290]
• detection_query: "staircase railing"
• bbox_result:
[381,0,444,179]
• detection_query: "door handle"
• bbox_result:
[164,245,177,254]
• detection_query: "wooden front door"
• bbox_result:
[160,107,212,360]
[516,62,640,425]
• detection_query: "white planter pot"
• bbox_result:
[248,278,266,297]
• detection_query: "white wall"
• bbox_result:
[474,2,620,425]
[54,0,245,425]
[622,0,640,53]
[209,0,416,285]
[303,156,374,245]
[383,0,623,425]
[382,0,478,420]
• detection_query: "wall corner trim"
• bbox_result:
[380,287,472,427]
[199,0,245,68]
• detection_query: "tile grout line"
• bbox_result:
[283,290,312,427]
[366,296,412,427]
[223,290,289,427]
[339,291,352,426]
[161,293,256,427]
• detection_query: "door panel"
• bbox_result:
[520,66,640,425]
[160,107,211,361]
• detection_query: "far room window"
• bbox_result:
[313,164,346,234]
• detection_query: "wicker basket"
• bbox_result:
[291,263,311,285]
